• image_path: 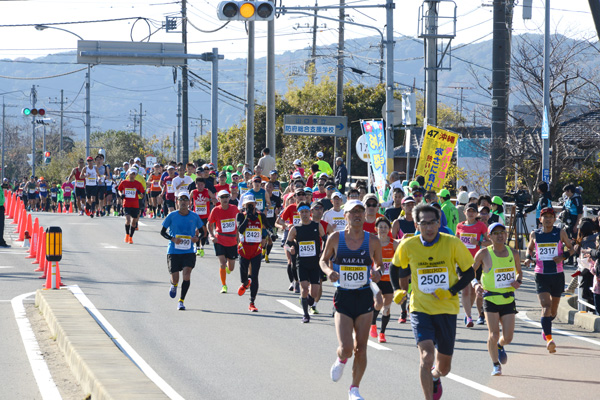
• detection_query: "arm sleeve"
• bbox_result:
[160,226,172,241]
[237,213,249,233]
[390,265,411,291]
[449,267,475,296]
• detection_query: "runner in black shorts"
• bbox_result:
[117,168,145,244]
[287,201,326,323]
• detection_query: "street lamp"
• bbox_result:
[34,25,91,158]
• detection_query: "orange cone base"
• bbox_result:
[43,262,62,289]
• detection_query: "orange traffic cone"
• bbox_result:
[13,207,23,231]
[68,201,73,213]
[57,202,62,213]
[33,228,44,267]
[22,231,31,249]
[19,213,32,242]
[36,232,47,276]
[26,219,39,258]
[15,209,26,236]
[43,261,63,289]
[10,199,19,224]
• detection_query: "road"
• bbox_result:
[2,211,600,399]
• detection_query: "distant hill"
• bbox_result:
[0,33,596,145]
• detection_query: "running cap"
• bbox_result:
[252,175,262,182]
[465,202,478,211]
[478,205,490,213]
[335,157,343,162]
[123,162,129,166]
[488,222,506,234]
[243,169,252,175]
[217,190,230,198]
[167,165,175,170]
[363,193,379,204]
[401,196,415,205]
[86,156,93,161]
[316,151,324,158]
[437,188,450,198]
[242,194,256,205]
[468,191,479,199]
[318,173,329,179]
[231,172,239,177]
[326,183,336,189]
[270,170,278,175]
[293,159,302,165]
[134,157,141,162]
[295,188,306,195]
[409,181,419,188]
[218,171,227,177]
[303,187,313,193]
[540,207,555,216]
[344,200,365,212]
[292,171,302,178]
[491,196,504,206]
[127,169,137,175]
[153,163,160,168]
[237,163,244,167]
[176,191,190,199]
[311,200,324,209]
[331,192,343,199]
[457,191,469,204]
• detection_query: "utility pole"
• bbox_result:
[31,85,37,177]
[310,1,318,84]
[335,0,345,158]
[246,21,256,167]
[172,130,176,159]
[139,103,143,138]
[177,80,182,162]
[424,1,438,126]
[210,48,221,166]
[542,0,550,183]
[130,103,146,137]
[191,114,210,149]
[182,0,190,163]
[1,98,4,181]
[266,0,276,159]
[385,0,395,176]
[85,65,91,158]
[49,90,65,152]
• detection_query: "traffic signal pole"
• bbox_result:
[31,85,37,177]
[246,21,255,167]
[266,1,276,159]
[182,0,190,163]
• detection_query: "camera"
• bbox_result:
[503,190,531,209]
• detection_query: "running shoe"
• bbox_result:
[464,316,474,328]
[399,312,407,324]
[197,248,205,257]
[432,377,443,400]
[348,387,364,400]
[220,285,228,294]
[237,279,251,296]
[226,267,231,275]
[124,234,130,243]
[128,236,133,244]
[310,306,319,315]
[546,339,556,353]
[369,324,378,338]
[302,315,310,323]
[330,358,346,382]
[476,315,486,325]
[249,302,258,312]
[378,332,386,343]
[265,254,270,263]
[497,344,507,364]
[294,281,300,294]
[169,285,177,298]
[491,364,502,376]
[288,282,294,291]
[178,301,185,311]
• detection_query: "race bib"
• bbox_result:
[195,204,208,216]
[382,258,392,276]
[339,265,368,289]
[221,218,236,233]
[256,198,264,211]
[152,181,160,188]
[332,217,346,231]
[460,233,477,249]
[124,188,137,198]
[417,267,449,294]
[299,241,316,257]
[40,187,47,193]
[166,182,175,193]
[267,206,274,218]
[76,181,85,188]
[29,189,36,194]
[292,214,301,226]
[175,235,192,250]
[86,177,96,185]
[105,179,112,185]
[240,187,249,196]
[273,190,280,197]
[245,228,261,243]
[494,267,516,289]
[538,243,558,261]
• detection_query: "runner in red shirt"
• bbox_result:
[117,169,145,244]
[213,171,231,194]
[161,166,177,213]
[456,202,492,327]
[147,164,163,218]
[67,158,86,215]
[312,174,328,201]
[191,177,215,257]
[363,194,385,234]
[208,190,240,293]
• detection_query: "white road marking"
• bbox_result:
[0,266,15,268]
[100,243,119,249]
[11,292,62,400]
[517,311,600,346]
[277,299,392,351]
[67,223,99,226]
[446,373,514,398]
[0,250,29,254]
[137,221,148,227]
[67,285,184,400]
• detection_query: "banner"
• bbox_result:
[360,119,387,201]
[415,125,459,192]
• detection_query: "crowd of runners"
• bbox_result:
[2,147,576,400]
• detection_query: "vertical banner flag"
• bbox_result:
[541,105,549,139]
[415,125,459,192]
[360,119,387,201]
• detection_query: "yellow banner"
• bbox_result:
[415,125,459,192]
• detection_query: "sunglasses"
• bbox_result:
[366,203,378,208]
[219,195,230,199]
[491,230,506,235]
[418,220,439,227]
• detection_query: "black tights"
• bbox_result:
[239,254,262,302]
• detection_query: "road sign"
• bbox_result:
[145,156,157,169]
[381,98,402,122]
[542,168,550,183]
[356,135,370,162]
[283,115,348,137]
[77,41,186,66]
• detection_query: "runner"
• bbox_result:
[26,176,37,211]
[390,204,475,400]
[323,192,346,232]
[147,164,163,218]
[370,217,399,343]
[161,166,177,214]
[392,196,416,241]
[191,177,215,256]
[161,191,206,310]
[264,180,282,262]
[82,156,99,218]
[310,199,335,314]
[455,203,491,327]
[49,183,59,212]
[67,158,86,215]
[243,175,270,213]
[117,168,145,244]
[287,201,326,322]
[236,195,268,312]
[472,222,522,375]
[321,200,383,400]
[95,154,108,217]
[525,207,574,353]
[38,177,49,211]
[208,190,240,293]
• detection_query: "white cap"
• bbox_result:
[316,151,324,158]
[217,189,230,198]
[292,171,302,178]
[123,161,129,166]
[176,191,190,199]
[331,192,343,199]
[468,191,478,199]
[134,157,141,162]
[344,200,365,212]
[293,159,302,165]
[167,165,175,170]
[127,168,137,175]
[318,173,329,178]
[242,194,256,205]
[457,191,469,204]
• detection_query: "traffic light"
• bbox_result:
[22,108,45,116]
[44,152,51,164]
[217,1,275,21]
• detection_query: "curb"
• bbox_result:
[35,289,169,400]
[557,294,600,332]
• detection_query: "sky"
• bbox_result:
[0,0,596,61]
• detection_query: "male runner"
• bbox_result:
[264,181,282,262]
[82,156,99,218]
[390,204,475,400]
[67,158,86,215]
[95,154,108,217]
[236,195,268,312]
[243,175,270,212]
[191,177,215,256]
[208,190,240,293]
[117,168,145,244]
[310,199,335,314]
[321,200,383,400]
[525,207,574,353]
[147,164,163,218]
[323,192,346,232]
[472,222,522,375]
[161,166,177,213]
[287,201,326,323]
[161,191,205,310]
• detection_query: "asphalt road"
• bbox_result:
[2,211,600,400]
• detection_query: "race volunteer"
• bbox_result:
[287,201,326,323]
[208,190,240,294]
[472,222,522,376]
[525,207,574,353]
[321,200,383,400]
[390,204,475,400]
[117,169,145,244]
[161,191,206,311]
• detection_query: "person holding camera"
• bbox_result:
[561,184,583,239]
[524,182,553,227]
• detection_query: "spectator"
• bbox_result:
[315,151,333,176]
[589,234,600,315]
[334,157,347,194]
[562,183,583,239]
[525,181,553,227]
[574,220,598,306]
[489,196,505,225]
[258,148,276,175]
[456,191,469,223]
